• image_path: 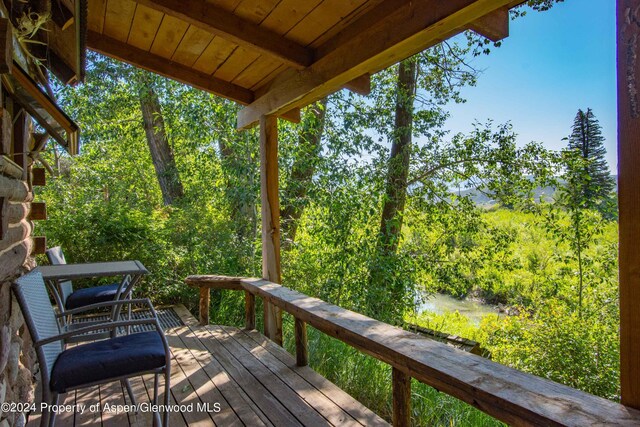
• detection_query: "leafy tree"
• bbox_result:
[281,99,328,247]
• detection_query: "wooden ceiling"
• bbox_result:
[86,0,521,128]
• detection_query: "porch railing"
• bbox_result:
[186,275,640,427]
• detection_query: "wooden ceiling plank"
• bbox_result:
[232,55,281,89]
[213,46,260,83]
[149,14,189,58]
[250,63,288,91]
[192,36,237,75]
[308,0,384,49]
[87,30,254,104]
[467,7,510,42]
[238,0,514,129]
[88,0,108,33]
[130,0,312,69]
[170,26,214,67]
[233,0,280,24]
[286,0,368,47]
[103,0,137,42]
[127,3,164,51]
[260,0,323,36]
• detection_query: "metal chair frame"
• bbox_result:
[12,271,171,427]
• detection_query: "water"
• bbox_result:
[418,293,499,324]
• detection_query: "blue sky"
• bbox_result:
[443,0,617,171]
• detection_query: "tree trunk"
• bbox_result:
[219,130,258,241]
[367,60,417,322]
[281,98,327,247]
[138,76,184,206]
[378,60,417,255]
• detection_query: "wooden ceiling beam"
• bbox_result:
[238,0,514,129]
[468,7,510,42]
[87,31,254,105]
[130,0,313,69]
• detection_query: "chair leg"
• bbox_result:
[163,367,171,427]
[153,373,159,406]
[47,393,59,427]
[152,373,160,427]
[40,408,49,427]
[39,391,54,427]
[122,379,137,406]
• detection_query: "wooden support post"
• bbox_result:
[245,291,255,330]
[12,111,27,178]
[392,368,411,427]
[295,318,308,367]
[28,202,46,221]
[0,18,12,74]
[32,168,46,186]
[32,236,46,255]
[259,115,283,345]
[199,287,210,326]
[618,0,640,408]
[0,108,11,155]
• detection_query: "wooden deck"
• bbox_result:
[26,305,388,427]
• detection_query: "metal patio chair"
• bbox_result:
[13,270,171,427]
[45,246,128,311]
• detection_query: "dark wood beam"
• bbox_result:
[468,7,510,42]
[618,0,640,409]
[238,0,514,129]
[130,0,313,69]
[87,30,254,105]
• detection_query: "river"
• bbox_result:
[418,293,500,324]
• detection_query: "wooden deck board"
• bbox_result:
[220,325,361,426]
[99,380,131,427]
[24,305,387,427]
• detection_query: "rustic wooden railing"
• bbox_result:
[186,275,640,427]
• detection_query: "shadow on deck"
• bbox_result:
[26,305,388,427]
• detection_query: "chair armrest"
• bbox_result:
[35,317,163,347]
[56,298,158,318]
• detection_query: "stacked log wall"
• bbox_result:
[0,163,37,427]
[0,101,42,427]
[0,11,56,427]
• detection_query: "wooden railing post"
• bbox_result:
[199,287,210,326]
[295,317,308,366]
[245,291,256,330]
[259,115,283,345]
[392,368,411,427]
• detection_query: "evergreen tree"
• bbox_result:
[565,108,615,214]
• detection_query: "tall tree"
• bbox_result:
[137,73,184,205]
[378,60,418,256]
[281,98,328,247]
[565,108,615,214]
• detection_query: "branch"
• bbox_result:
[408,156,491,186]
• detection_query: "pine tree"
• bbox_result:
[565,108,615,214]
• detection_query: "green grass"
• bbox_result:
[280,317,504,426]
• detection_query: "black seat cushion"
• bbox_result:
[50,331,166,393]
[65,283,122,310]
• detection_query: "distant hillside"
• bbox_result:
[451,176,618,207]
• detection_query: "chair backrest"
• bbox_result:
[12,270,63,381]
[45,246,73,305]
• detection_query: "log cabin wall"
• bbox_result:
[0,81,46,427]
